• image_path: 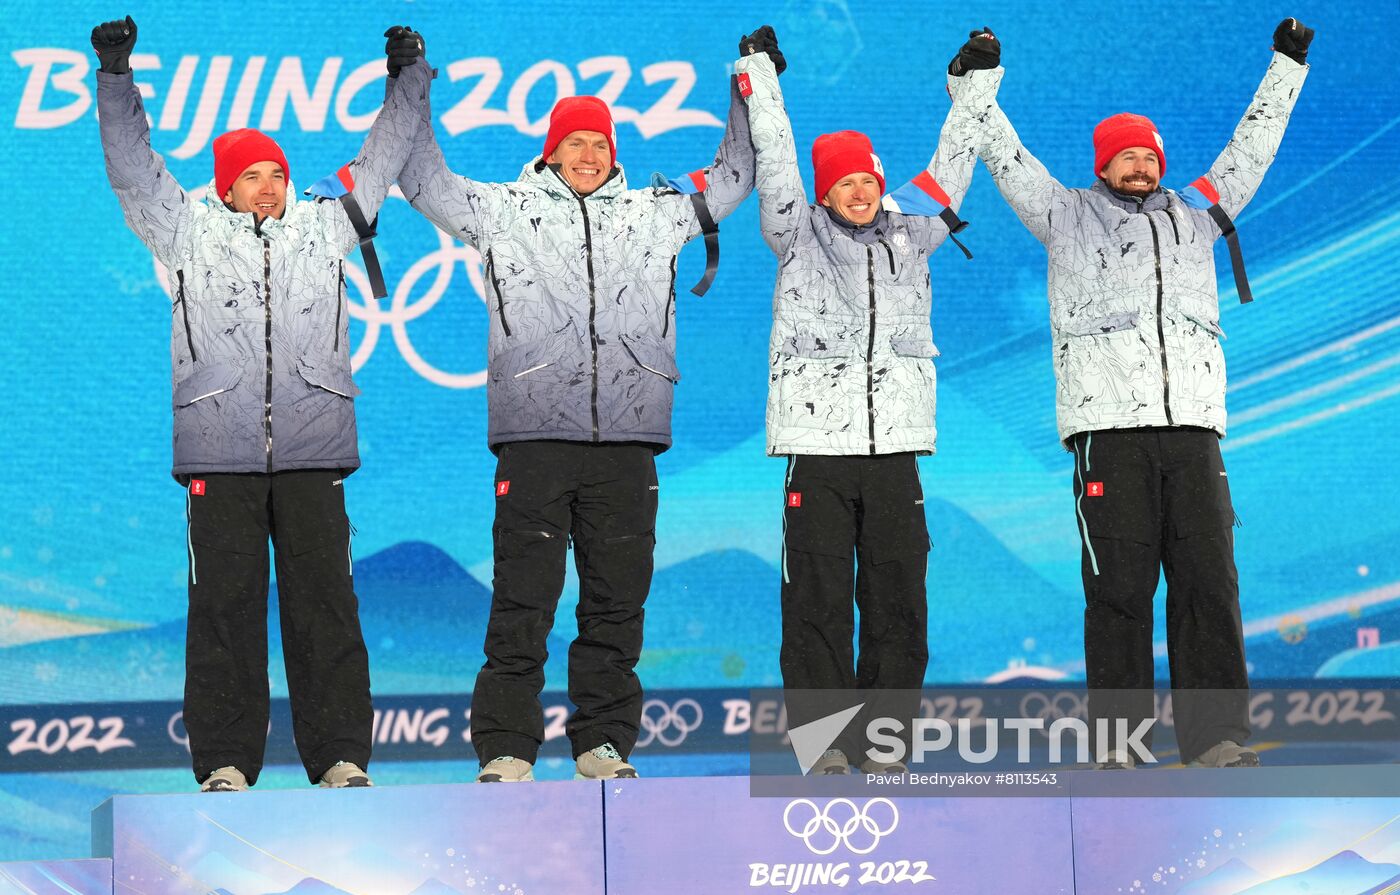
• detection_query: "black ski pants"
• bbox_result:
[780,453,930,762]
[184,470,371,785]
[472,441,658,765]
[1071,427,1249,762]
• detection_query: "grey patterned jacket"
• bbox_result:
[977,54,1309,445]
[737,53,1001,456]
[98,61,432,478]
[397,72,754,452]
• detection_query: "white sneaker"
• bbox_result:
[860,757,908,775]
[200,766,249,792]
[318,761,373,787]
[1187,740,1260,768]
[574,743,638,780]
[810,749,851,775]
[477,756,535,782]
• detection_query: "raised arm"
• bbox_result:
[884,29,1004,251]
[1184,19,1312,219]
[94,17,193,269]
[664,34,761,247]
[973,42,1070,246]
[395,46,500,249]
[318,28,436,256]
[734,29,806,257]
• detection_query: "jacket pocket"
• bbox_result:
[889,335,940,358]
[173,363,243,409]
[621,334,680,383]
[1061,311,1140,337]
[297,359,361,398]
[1175,296,1226,339]
[492,318,588,382]
[780,333,857,359]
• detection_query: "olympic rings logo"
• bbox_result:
[783,798,900,856]
[635,697,703,748]
[154,186,489,389]
[1019,691,1089,727]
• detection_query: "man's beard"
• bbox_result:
[1114,175,1158,196]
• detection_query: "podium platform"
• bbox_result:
[0,859,110,895]
[75,767,1400,894]
[93,782,604,895]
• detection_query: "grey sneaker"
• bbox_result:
[860,757,908,775]
[1188,740,1260,768]
[1094,750,1137,770]
[318,761,373,788]
[574,743,638,780]
[810,749,851,775]
[200,766,249,792]
[477,756,535,783]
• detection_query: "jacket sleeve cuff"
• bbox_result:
[734,53,780,104]
[946,65,1003,106]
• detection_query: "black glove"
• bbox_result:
[740,24,786,76]
[1272,17,1313,65]
[90,15,137,75]
[384,25,425,77]
[948,27,1000,77]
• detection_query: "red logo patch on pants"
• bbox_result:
[496,481,511,496]
[737,72,753,97]
[190,479,206,496]
[787,492,802,508]
[1086,482,1104,497]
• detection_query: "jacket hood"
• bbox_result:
[518,157,629,199]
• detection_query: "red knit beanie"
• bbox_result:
[812,131,885,203]
[1093,113,1165,178]
[213,128,290,198]
[542,96,616,164]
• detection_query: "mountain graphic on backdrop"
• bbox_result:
[406,878,469,895]
[920,496,1081,678]
[639,495,1082,684]
[1235,850,1400,895]
[0,541,503,700]
[1175,857,1265,895]
[267,879,354,895]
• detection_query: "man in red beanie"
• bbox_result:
[976,19,1314,768]
[212,128,292,220]
[94,17,430,791]
[738,28,1000,775]
[397,28,758,783]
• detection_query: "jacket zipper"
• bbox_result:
[578,197,600,442]
[260,231,274,471]
[333,262,344,353]
[1143,210,1174,425]
[662,256,677,338]
[865,245,878,455]
[176,270,198,363]
[486,249,512,337]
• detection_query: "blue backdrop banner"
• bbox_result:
[0,0,1397,860]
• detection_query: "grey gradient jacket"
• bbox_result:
[98,60,432,478]
[977,54,1308,445]
[737,53,1001,456]
[397,69,755,452]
